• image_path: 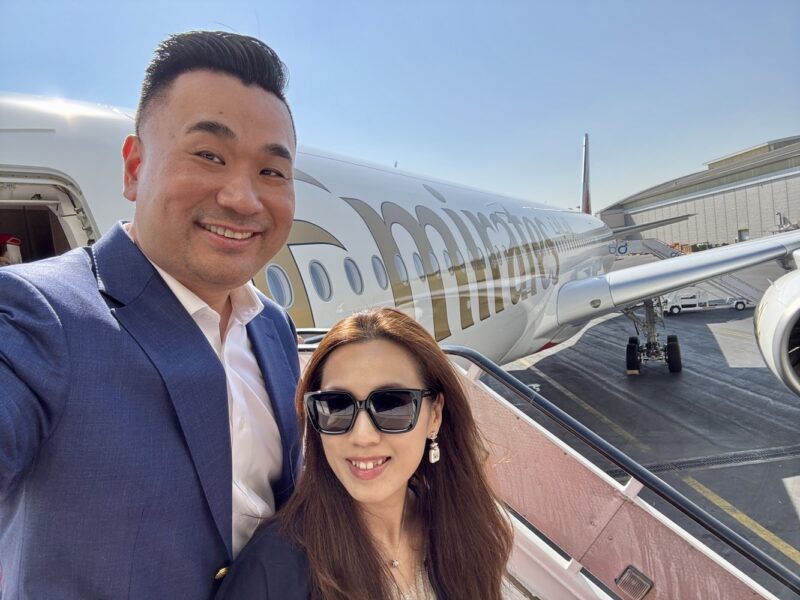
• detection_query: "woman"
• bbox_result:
[217,308,513,599]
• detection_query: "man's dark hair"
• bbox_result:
[135,30,293,135]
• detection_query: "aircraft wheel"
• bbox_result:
[669,305,681,315]
[734,301,746,311]
[666,336,682,373]
[626,342,641,374]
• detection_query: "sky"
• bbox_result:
[1,0,798,211]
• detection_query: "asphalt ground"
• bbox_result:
[490,258,800,599]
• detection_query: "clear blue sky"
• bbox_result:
[1,0,798,211]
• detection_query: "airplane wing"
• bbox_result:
[556,229,800,326]
[611,213,694,238]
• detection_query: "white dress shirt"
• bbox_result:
[124,226,283,557]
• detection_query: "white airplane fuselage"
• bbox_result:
[0,93,616,364]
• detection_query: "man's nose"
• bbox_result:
[349,409,381,445]
[216,172,262,215]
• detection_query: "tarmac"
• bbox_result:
[496,257,800,599]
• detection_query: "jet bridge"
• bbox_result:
[297,338,799,600]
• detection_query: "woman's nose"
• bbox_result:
[348,409,381,445]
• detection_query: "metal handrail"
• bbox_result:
[441,344,800,596]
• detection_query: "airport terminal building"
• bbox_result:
[599,136,800,248]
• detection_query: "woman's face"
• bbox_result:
[317,339,443,512]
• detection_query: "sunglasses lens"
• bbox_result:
[370,390,417,432]
[311,392,356,432]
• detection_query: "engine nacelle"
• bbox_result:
[755,270,800,396]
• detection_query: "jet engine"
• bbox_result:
[755,269,800,396]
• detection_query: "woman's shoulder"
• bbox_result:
[215,520,310,599]
[245,519,305,558]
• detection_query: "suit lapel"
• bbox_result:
[91,224,233,559]
[247,315,300,506]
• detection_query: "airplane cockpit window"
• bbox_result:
[393,253,409,285]
[371,255,389,290]
[427,251,440,276]
[412,252,426,281]
[265,264,293,308]
[308,260,332,301]
[443,250,454,276]
[343,257,364,295]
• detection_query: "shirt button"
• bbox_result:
[237,417,245,431]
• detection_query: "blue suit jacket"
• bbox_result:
[0,223,301,599]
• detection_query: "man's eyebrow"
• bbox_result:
[265,143,293,162]
[186,121,292,161]
[186,120,236,139]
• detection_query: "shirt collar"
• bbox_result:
[122,223,263,325]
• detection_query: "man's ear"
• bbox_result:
[122,135,142,202]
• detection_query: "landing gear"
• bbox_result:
[666,334,682,373]
[626,336,641,374]
[623,298,682,375]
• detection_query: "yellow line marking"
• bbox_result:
[514,343,800,564]
[684,476,800,566]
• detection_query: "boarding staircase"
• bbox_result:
[297,338,800,600]
[626,238,762,303]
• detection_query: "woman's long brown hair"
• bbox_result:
[279,308,513,599]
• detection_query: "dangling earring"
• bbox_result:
[428,432,440,464]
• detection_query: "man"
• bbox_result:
[0,31,300,598]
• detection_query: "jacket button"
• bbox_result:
[214,567,229,580]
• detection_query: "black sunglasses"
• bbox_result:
[304,388,435,435]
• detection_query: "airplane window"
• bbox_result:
[308,260,332,301]
[372,255,389,290]
[454,249,465,270]
[265,264,293,308]
[412,252,426,281]
[394,254,409,285]
[475,247,485,269]
[344,257,364,295]
[443,250,454,275]
[427,251,440,276]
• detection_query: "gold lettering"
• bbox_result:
[344,197,452,341]
[461,211,504,314]
[442,208,491,321]
[414,206,475,331]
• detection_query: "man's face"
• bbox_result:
[123,70,295,305]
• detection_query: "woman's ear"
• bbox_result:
[429,392,445,434]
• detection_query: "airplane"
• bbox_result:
[2,92,800,394]
[2,91,799,598]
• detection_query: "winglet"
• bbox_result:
[581,133,591,215]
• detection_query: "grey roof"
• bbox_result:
[603,137,800,214]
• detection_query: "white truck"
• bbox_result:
[661,287,752,315]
